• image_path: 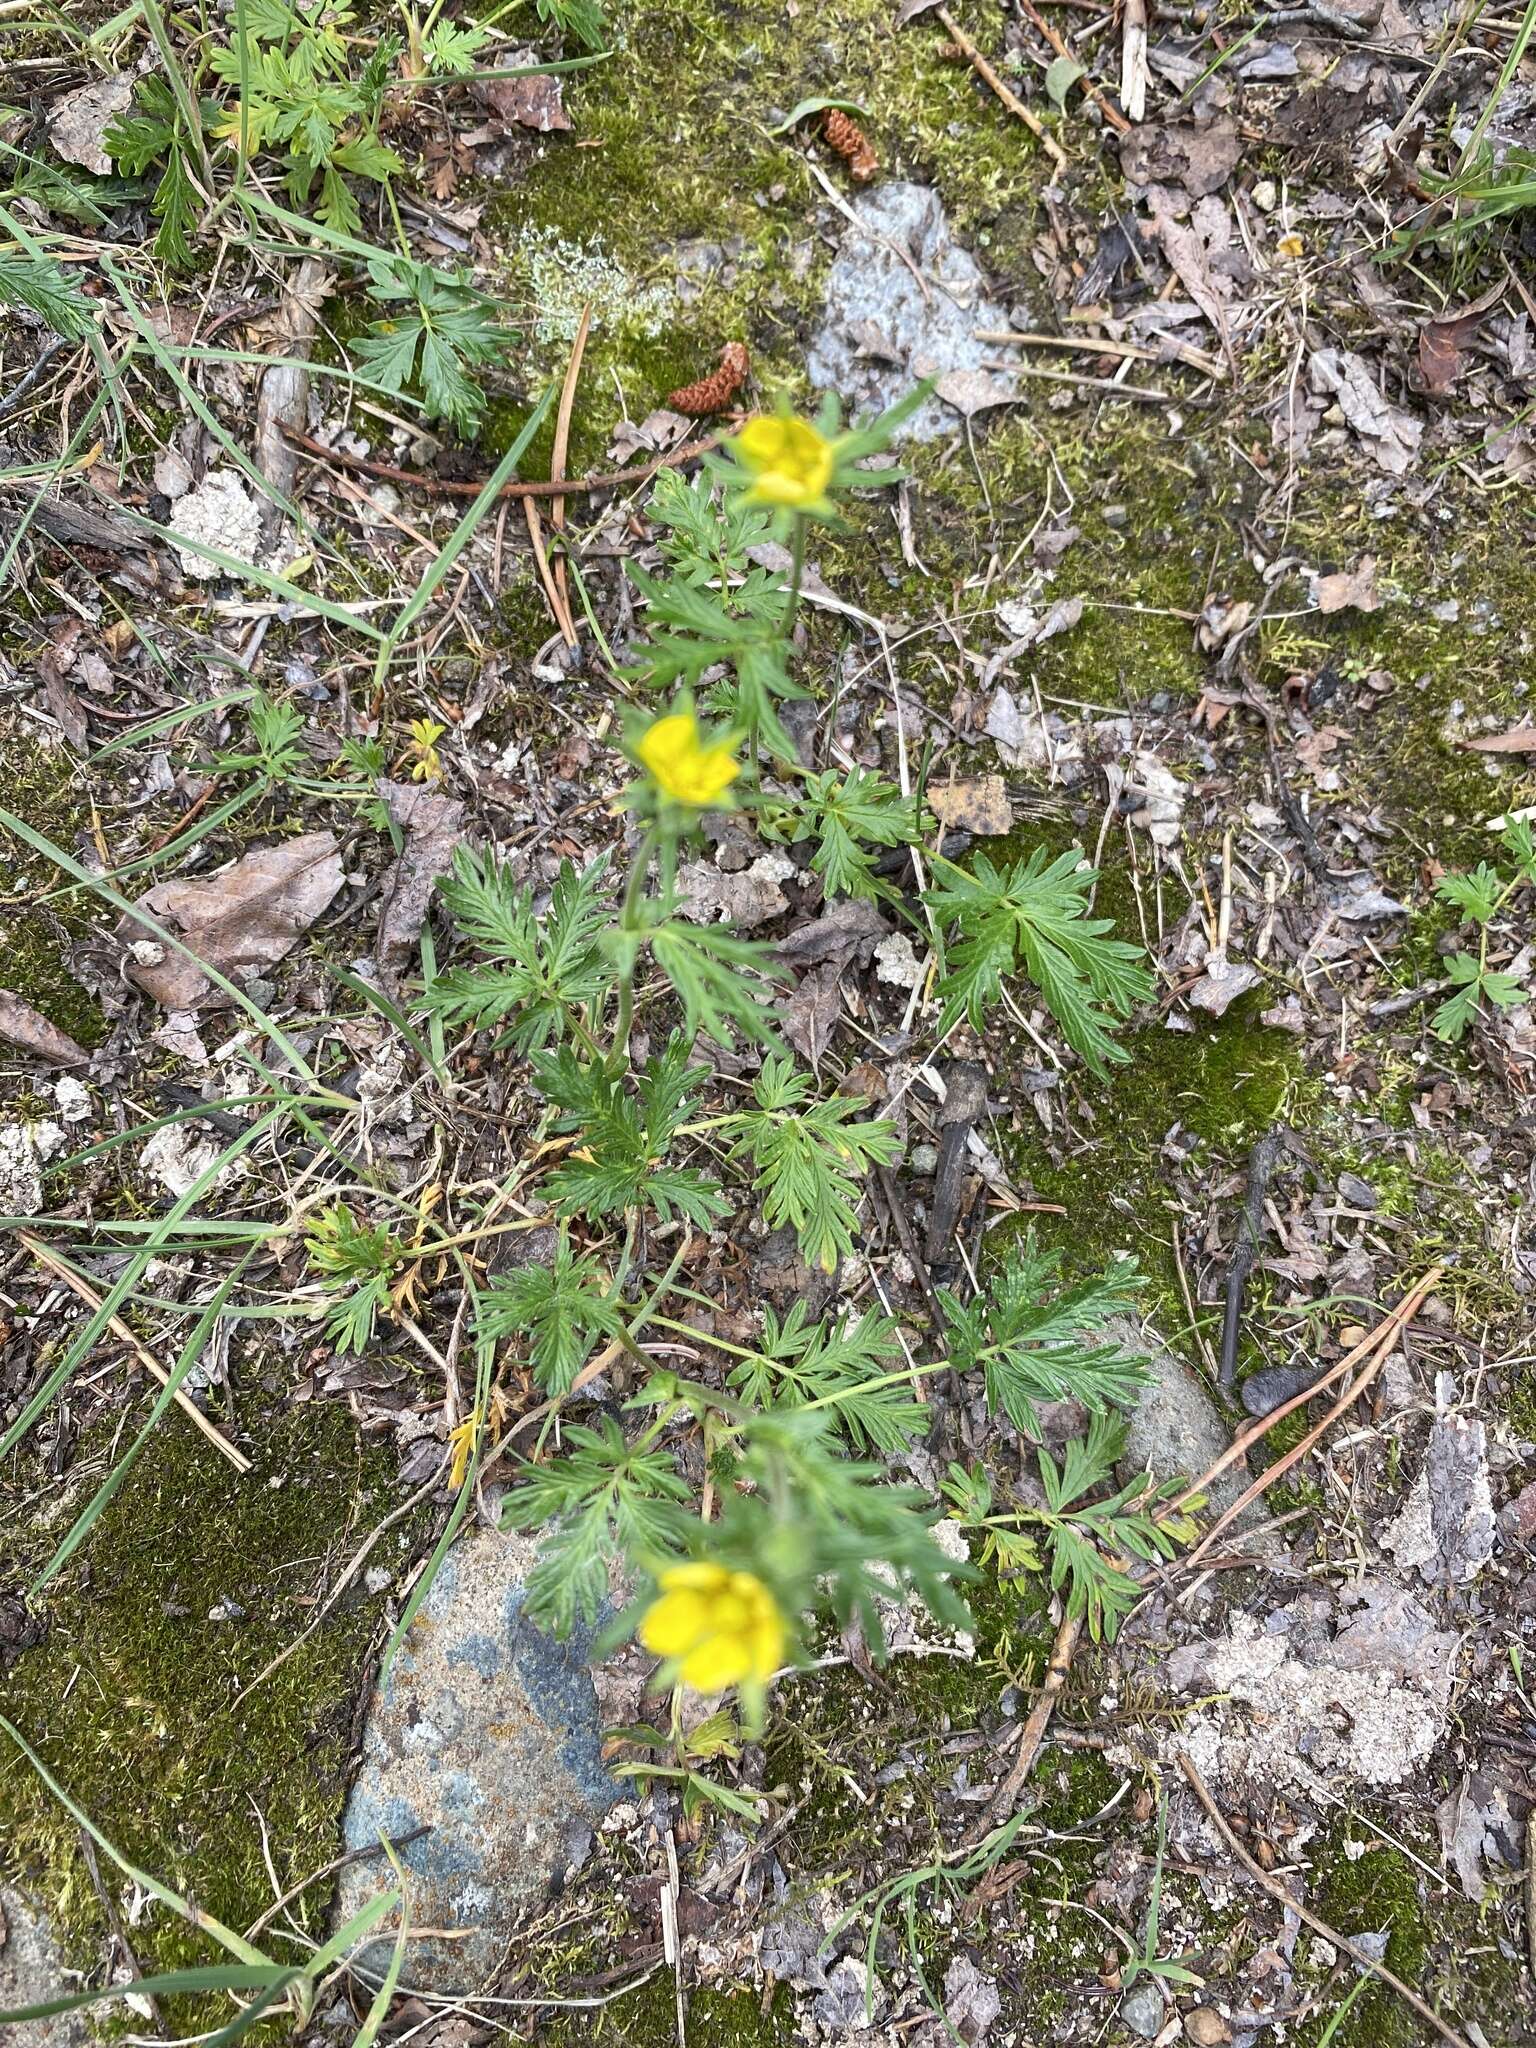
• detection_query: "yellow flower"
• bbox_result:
[405,716,446,782]
[732,413,836,512]
[636,711,739,810]
[639,1562,786,1693]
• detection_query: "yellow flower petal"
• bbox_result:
[636,712,740,809]
[679,1634,753,1692]
[735,414,836,510]
[639,1588,712,1657]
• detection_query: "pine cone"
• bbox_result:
[667,341,751,415]
[823,108,878,184]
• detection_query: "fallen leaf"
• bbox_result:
[1120,118,1242,200]
[1312,556,1380,614]
[782,962,843,1070]
[1463,725,1536,754]
[1186,953,1262,1017]
[476,70,571,132]
[929,775,1013,836]
[0,991,89,1067]
[933,367,1017,418]
[1152,210,1233,361]
[375,781,466,991]
[37,623,90,753]
[1416,279,1505,397]
[1307,347,1422,475]
[776,898,887,973]
[679,852,795,929]
[47,75,134,177]
[124,831,345,1010]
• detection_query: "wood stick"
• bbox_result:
[936,6,1070,172]
[549,301,592,632]
[278,421,719,501]
[1015,0,1132,132]
[1165,1266,1442,1522]
[970,1612,1082,1838]
[972,326,1226,378]
[1177,1753,1475,2048]
[20,1232,251,1473]
[1177,1267,1443,1572]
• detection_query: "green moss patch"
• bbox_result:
[0,1403,407,2038]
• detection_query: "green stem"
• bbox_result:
[611,824,658,1060]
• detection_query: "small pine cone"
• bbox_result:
[667,340,751,415]
[823,107,878,184]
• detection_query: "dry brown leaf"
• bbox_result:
[124,831,345,1010]
[782,961,844,1071]
[476,72,571,131]
[928,775,1013,836]
[375,781,467,991]
[0,991,89,1068]
[47,75,134,176]
[1416,279,1505,397]
[1463,725,1536,754]
[1313,556,1380,614]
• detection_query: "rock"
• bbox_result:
[1112,1317,1248,1518]
[0,1886,85,2048]
[1184,2008,1232,2045]
[806,182,1013,441]
[0,1121,66,1218]
[1120,1979,1166,2037]
[46,75,134,176]
[168,471,264,579]
[335,1525,617,1989]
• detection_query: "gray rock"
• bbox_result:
[806,182,1012,441]
[1119,1979,1166,2037]
[0,1886,85,2048]
[335,1526,617,1991]
[1111,1318,1249,1520]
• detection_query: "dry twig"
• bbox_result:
[935,6,1069,172]
[1178,1752,1475,2048]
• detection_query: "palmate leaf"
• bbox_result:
[504,1417,692,1634]
[648,467,774,586]
[725,1055,899,1273]
[0,250,95,340]
[531,1036,728,1227]
[1432,951,1527,1041]
[478,1238,625,1394]
[729,1300,925,1451]
[1435,862,1503,924]
[535,0,609,51]
[942,1234,1147,1441]
[926,846,1153,1075]
[627,561,806,759]
[644,913,785,1049]
[354,258,508,432]
[783,766,926,904]
[425,849,613,1052]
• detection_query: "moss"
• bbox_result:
[0,715,108,1048]
[0,1403,410,2040]
[540,1973,797,2045]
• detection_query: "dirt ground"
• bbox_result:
[3,1,1536,2045]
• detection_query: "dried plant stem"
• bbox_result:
[936,6,1069,172]
[20,1232,250,1473]
[1177,1752,1475,2048]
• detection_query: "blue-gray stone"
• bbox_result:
[0,1886,85,2048]
[336,1527,617,1990]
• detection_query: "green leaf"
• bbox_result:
[765,95,869,133]
[1435,862,1503,924]
[425,849,614,1052]
[478,1237,625,1394]
[503,1417,691,1634]
[1044,54,1086,108]
[0,249,95,339]
[534,0,609,52]
[728,1301,924,1451]
[531,1036,728,1228]
[725,1056,900,1273]
[645,914,785,1050]
[941,1235,1148,1441]
[926,846,1153,1074]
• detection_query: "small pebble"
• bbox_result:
[1120,1982,1165,2038]
[1241,1364,1322,1418]
[1184,2009,1231,2045]
[910,1142,939,1176]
